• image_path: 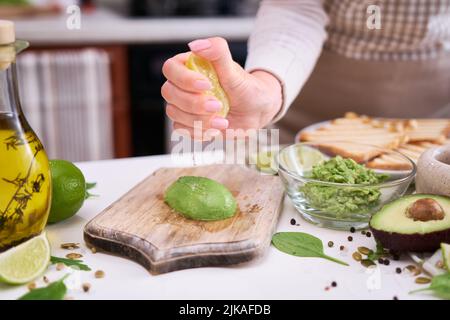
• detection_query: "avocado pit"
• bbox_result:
[405,198,445,222]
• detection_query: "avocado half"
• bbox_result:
[370,194,450,252]
[164,176,237,221]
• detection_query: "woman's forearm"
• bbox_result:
[245,0,329,122]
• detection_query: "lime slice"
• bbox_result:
[279,145,328,174]
[186,53,230,117]
[441,243,450,272]
[297,146,327,170]
[256,150,277,174]
[0,233,50,285]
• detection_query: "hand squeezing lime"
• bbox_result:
[185,53,230,117]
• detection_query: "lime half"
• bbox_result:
[278,145,328,175]
[186,53,230,117]
[0,233,50,285]
[441,243,450,272]
[297,146,328,170]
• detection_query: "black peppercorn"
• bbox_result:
[290,218,296,225]
[383,259,390,266]
[378,258,384,264]
[350,227,355,233]
[366,232,372,238]
[396,267,402,274]
[347,236,353,242]
[328,241,334,248]
[393,296,398,300]
[331,281,337,287]
[340,245,345,251]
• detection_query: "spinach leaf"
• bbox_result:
[18,275,68,300]
[272,232,349,266]
[410,273,450,300]
[86,182,97,190]
[85,182,98,199]
[50,256,91,271]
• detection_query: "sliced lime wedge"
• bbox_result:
[297,146,327,170]
[279,145,328,175]
[186,53,230,117]
[0,233,50,285]
[441,243,450,272]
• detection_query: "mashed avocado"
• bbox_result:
[301,156,389,216]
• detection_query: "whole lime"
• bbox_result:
[48,159,86,224]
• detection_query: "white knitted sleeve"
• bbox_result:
[245,0,329,122]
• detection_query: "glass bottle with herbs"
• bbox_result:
[0,20,51,251]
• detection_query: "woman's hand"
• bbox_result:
[161,37,282,138]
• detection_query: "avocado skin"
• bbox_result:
[370,227,450,252]
[164,176,237,221]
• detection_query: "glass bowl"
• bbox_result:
[275,142,416,230]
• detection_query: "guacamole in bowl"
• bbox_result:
[300,156,389,216]
[276,142,416,230]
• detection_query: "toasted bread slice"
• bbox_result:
[300,124,406,157]
[381,118,450,143]
[366,145,420,170]
[300,115,408,161]
[366,141,443,170]
[312,142,384,163]
[366,154,413,170]
[406,131,447,143]
[301,113,449,170]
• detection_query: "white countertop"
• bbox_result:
[14,10,254,45]
[0,155,437,300]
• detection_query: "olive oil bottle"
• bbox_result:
[0,21,51,251]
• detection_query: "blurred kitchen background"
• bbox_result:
[2,0,259,161]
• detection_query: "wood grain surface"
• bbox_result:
[84,164,285,274]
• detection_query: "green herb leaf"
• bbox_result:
[85,182,98,199]
[410,273,450,300]
[18,275,68,300]
[0,0,30,5]
[85,191,99,199]
[272,232,349,266]
[367,241,388,261]
[50,256,91,271]
[86,182,97,190]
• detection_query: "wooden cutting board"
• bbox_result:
[84,164,285,274]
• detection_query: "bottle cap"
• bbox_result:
[0,20,15,45]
